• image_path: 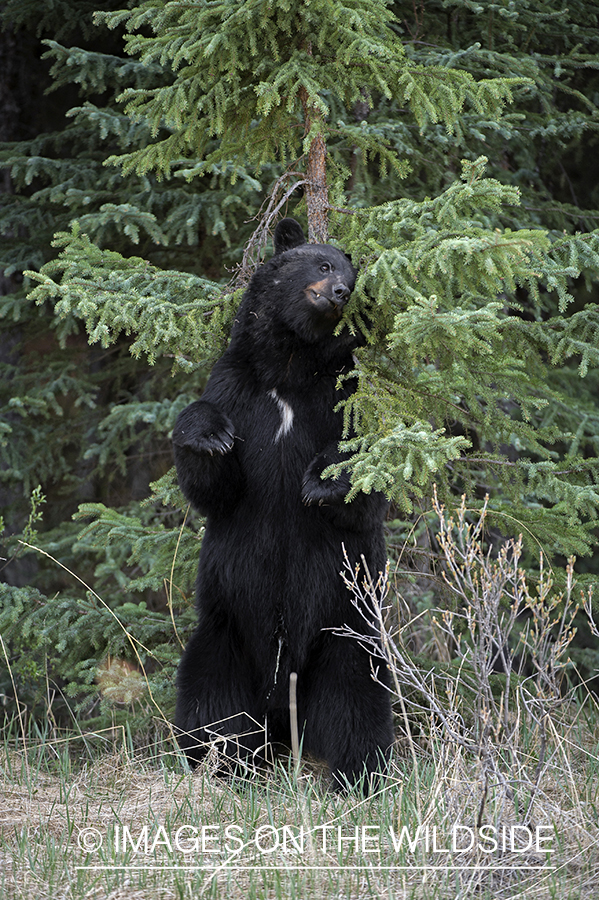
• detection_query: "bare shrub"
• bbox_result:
[339,489,595,831]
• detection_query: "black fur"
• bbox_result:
[172,219,393,788]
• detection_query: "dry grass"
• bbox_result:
[2,724,599,900]
[3,495,599,899]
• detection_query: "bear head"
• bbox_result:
[239,219,357,346]
[271,218,357,342]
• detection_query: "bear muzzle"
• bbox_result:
[306,279,350,315]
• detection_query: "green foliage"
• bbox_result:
[27,224,237,367]
[323,157,599,557]
[96,0,522,180]
[0,473,200,726]
[0,579,195,725]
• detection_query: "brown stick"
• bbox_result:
[289,671,300,771]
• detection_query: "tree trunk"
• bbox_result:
[299,86,329,244]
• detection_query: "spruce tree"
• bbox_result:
[1,0,599,731]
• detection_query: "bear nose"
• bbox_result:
[331,283,350,306]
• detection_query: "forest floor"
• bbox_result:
[2,708,599,900]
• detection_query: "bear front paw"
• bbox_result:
[301,458,351,507]
[186,426,235,455]
[173,402,235,455]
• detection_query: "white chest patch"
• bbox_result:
[268,388,294,442]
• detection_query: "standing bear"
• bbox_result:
[172,218,393,788]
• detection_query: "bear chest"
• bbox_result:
[235,384,341,479]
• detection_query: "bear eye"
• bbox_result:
[320,263,333,273]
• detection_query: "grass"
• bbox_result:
[2,697,599,900]
[3,496,599,899]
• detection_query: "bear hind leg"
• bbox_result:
[300,635,394,791]
[175,617,267,772]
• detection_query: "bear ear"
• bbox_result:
[273,218,307,255]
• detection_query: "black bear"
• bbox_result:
[172,218,393,788]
